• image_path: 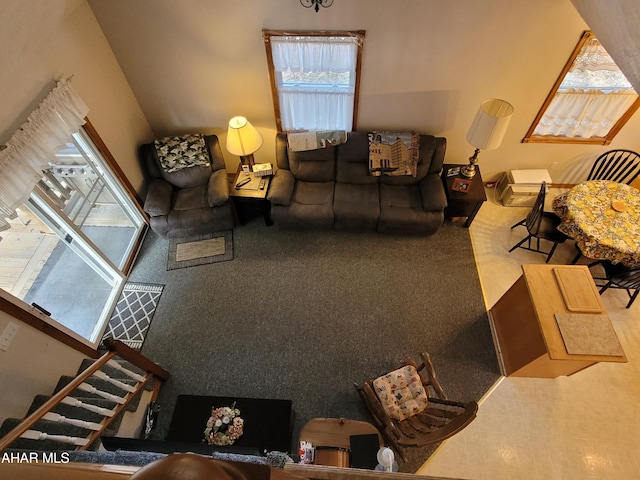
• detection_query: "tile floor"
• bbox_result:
[418,188,640,480]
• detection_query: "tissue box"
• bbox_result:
[253,163,273,177]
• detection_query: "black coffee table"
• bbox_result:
[166,395,293,453]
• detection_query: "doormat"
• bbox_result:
[103,282,164,351]
[167,231,233,270]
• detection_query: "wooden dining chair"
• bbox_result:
[509,182,569,263]
[589,260,640,308]
[354,352,477,462]
[587,149,640,184]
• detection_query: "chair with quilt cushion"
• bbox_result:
[139,134,236,239]
[355,352,478,461]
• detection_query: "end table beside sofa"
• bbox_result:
[441,163,487,228]
[229,169,274,226]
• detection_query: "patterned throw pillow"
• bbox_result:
[372,365,429,421]
[154,134,210,173]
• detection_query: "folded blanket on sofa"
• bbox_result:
[154,134,210,173]
[368,130,419,177]
[287,130,347,152]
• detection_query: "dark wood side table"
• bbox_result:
[441,163,487,227]
[228,169,273,226]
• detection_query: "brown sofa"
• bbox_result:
[267,132,448,235]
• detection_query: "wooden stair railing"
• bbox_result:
[0,338,169,452]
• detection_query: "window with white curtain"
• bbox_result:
[263,30,365,132]
[524,31,640,145]
[0,79,147,348]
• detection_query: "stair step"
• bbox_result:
[0,418,90,451]
[2,417,92,438]
[54,376,133,403]
[27,395,111,424]
[78,358,147,383]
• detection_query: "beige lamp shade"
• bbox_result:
[226,116,263,156]
[466,99,514,150]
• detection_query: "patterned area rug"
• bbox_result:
[167,231,233,270]
[103,282,164,350]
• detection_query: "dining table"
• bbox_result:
[552,180,640,267]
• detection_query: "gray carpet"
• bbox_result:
[128,219,500,473]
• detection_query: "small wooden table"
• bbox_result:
[441,164,487,227]
[299,418,382,468]
[489,264,627,378]
[229,169,273,226]
[300,418,382,450]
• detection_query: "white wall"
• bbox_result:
[0,309,86,421]
[88,0,640,182]
[0,0,154,192]
[0,0,154,422]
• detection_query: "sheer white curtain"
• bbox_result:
[0,79,88,231]
[279,90,355,132]
[271,36,358,131]
[534,36,637,138]
[534,89,637,137]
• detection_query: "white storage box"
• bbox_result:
[252,163,273,177]
[496,169,552,207]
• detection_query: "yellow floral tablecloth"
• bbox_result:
[552,180,640,266]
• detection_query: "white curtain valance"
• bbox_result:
[271,36,358,74]
[562,36,633,92]
[573,37,620,72]
[0,79,88,231]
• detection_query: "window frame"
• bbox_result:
[0,119,149,357]
[522,31,640,145]
[262,29,365,132]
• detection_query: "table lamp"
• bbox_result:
[226,116,263,172]
[462,98,514,178]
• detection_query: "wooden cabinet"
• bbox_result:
[489,264,626,378]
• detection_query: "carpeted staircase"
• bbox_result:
[0,357,152,452]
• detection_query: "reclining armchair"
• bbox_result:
[140,134,235,239]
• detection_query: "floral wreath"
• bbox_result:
[203,402,244,446]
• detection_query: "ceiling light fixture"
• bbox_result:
[300,0,334,13]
